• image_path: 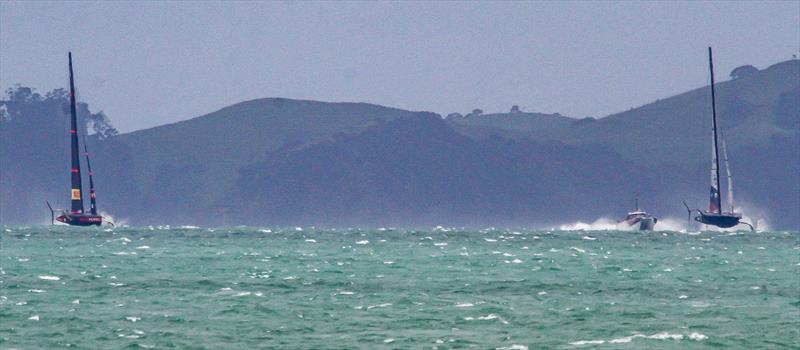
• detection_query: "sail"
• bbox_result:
[708,47,722,214]
[722,137,735,213]
[83,133,98,215]
[68,52,85,214]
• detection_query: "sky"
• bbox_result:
[1,1,798,132]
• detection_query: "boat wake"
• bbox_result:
[557,217,689,232]
[100,211,127,227]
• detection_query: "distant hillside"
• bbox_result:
[101,98,423,222]
[3,59,797,228]
[230,114,652,227]
[446,111,577,140]
[555,59,800,168]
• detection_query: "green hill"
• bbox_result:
[557,59,799,167]
[107,98,423,218]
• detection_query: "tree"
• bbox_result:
[730,65,758,80]
[510,105,521,114]
[5,85,42,102]
[466,109,483,118]
[86,110,119,139]
[446,112,464,119]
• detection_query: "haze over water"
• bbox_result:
[1,226,797,348]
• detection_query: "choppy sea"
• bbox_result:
[1,226,798,349]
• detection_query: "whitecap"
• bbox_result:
[570,331,705,346]
[689,332,707,340]
[434,242,448,246]
[571,247,586,253]
[38,275,60,281]
[135,246,151,250]
[305,239,317,243]
[484,238,498,242]
[27,289,45,293]
[355,240,369,245]
[367,303,392,309]
[125,316,140,322]
[384,338,395,343]
[28,315,40,321]
[336,291,355,295]
[570,340,605,345]
[511,258,523,264]
[497,345,528,350]
[646,332,683,340]
[582,236,597,241]
[455,303,474,308]
[235,292,252,297]
[72,299,80,304]
[112,252,137,256]
[609,336,637,343]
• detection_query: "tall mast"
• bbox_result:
[68,52,85,214]
[708,47,722,214]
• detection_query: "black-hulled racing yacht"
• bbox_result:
[684,47,752,231]
[46,52,110,227]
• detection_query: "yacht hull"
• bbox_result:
[57,213,102,226]
[695,212,741,228]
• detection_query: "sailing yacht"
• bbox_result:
[46,52,108,226]
[684,47,752,231]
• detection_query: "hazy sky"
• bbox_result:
[2,1,798,132]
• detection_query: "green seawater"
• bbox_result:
[0,226,798,349]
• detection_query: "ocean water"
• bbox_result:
[1,226,798,349]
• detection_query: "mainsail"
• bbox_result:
[708,47,722,214]
[68,52,85,214]
[722,137,735,213]
[83,134,98,215]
